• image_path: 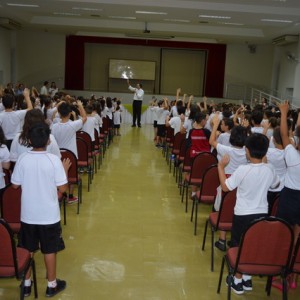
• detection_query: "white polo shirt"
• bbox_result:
[284,144,300,190]
[0,110,27,140]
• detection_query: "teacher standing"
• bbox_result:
[127,79,144,128]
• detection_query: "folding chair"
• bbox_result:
[60,148,82,216]
[217,216,294,300]
[1,184,21,234]
[164,126,174,160]
[191,164,219,235]
[94,128,103,168]
[178,145,192,195]
[182,151,217,213]
[169,132,185,173]
[76,137,93,192]
[0,218,38,300]
[202,189,237,271]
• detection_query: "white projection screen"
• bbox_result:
[109,59,156,80]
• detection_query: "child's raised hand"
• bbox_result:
[62,158,72,173]
[212,113,220,127]
[277,100,289,115]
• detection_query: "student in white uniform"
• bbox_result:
[165,106,186,135]
[52,101,87,203]
[218,133,279,295]
[11,122,70,298]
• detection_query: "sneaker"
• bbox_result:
[23,281,32,297]
[215,240,226,252]
[226,276,244,295]
[67,197,78,205]
[46,279,66,297]
[138,125,141,128]
[242,279,253,291]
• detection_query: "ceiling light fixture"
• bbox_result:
[164,19,190,23]
[72,7,102,11]
[109,16,137,20]
[136,11,167,15]
[261,18,292,23]
[53,12,81,16]
[199,15,231,19]
[219,22,244,26]
[7,3,39,7]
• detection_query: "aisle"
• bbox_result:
[2,124,300,300]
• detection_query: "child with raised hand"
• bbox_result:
[276,101,300,289]
[218,133,280,295]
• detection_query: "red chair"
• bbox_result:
[94,128,103,168]
[60,149,82,216]
[1,184,21,234]
[217,217,294,300]
[191,164,219,235]
[164,126,174,161]
[169,132,185,173]
[178,145,193,196]
[0,218,38,300]
[76,137,93,192]
[182,151,217,212]
[202,189,237,271]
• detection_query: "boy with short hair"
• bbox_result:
[218,133,279,295]
[11,122,71,298]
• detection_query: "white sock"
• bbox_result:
[48,279,57,288]
[234,277,242,284]
[242,275,252,281]
[24,279,31,287]
[191,192,196,196]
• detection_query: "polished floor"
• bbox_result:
[1,124,300,300]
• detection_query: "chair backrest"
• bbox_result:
[101,117,109,134]
[165,126,175,143]
[1,184,21,224]
[290,234,300,274]
[94,128,100,148]
[217,189,237,225]
[76,130,93,152]
[76,137,89,162]
[189,152,218,182]
[0,218,17,272]
[199,164,220,197]
[172,133,185,155]
[182,146,193,170]
[270,194,280,216]
[60,148,78,180]
[234,217,294,274]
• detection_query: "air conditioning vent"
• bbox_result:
[0,18,22,30]
[272,35,298,46]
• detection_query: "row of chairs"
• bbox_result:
[162,129,300,300]
[0,121,114,299]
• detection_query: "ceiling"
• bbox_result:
[1,0,300,44]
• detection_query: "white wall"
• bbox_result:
[15,30,65,90]
[0,28,12,86]
[225,44,274,89]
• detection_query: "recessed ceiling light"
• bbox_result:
[199,15,231,19]
[53,12,81,16]
[136,11,167,15]
[219,22,244,26]
[164,19,190,23]
[261,19,292,23]
[72,7,102,11]
[109,16,137,20]
[7,3,39,7]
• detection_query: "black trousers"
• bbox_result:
[132,100,142,126]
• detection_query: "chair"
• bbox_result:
[60,148,82,216]
[191,164,220,235]
[164,126,174,160]
[76,130,96,175]
[169,132,185,173]
[94,128,103,168]
[217,216,294,300]
[181,151,217,212]
[178,145,193,196]
[1,184,21,234]
[289,233,300,281]
[0,218,38,300]
[76,137,93,192]
[202,189,237,271]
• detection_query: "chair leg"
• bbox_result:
[181,182,186,204]
[32,259,38,299]
[282,277,288,300]
[202,219,209,250]
[211,228,215,272]
[217,256,225,293]
[191,196,195,222]
[194,200,198,235]
[63,196,66,225]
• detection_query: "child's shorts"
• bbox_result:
[19,221,65,254]
[157,124,166,137]
[114,124,120,129]
[153,120,158,128]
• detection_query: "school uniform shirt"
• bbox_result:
[82,116,97,142]
[0,145,10,189]
[205,112,223,132]
[94,113,102,131]
[52,119,83,158]
[103,107,114,120]
[189,128,211,158]
[216,144,247,175]
[217,132,231,147]
[284,144,300,190]
[251,127,264,134]
[11,151,67,224]
[113,111,121,125]
[225,163,280,216]
[169,116,182,135]
[153,107,169,125]
[183,118,193,138]
[170,106,178,117]
[266,148,286,192]
[0,110,27,140]
[150,106,158,122]
[10,133,61,162]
